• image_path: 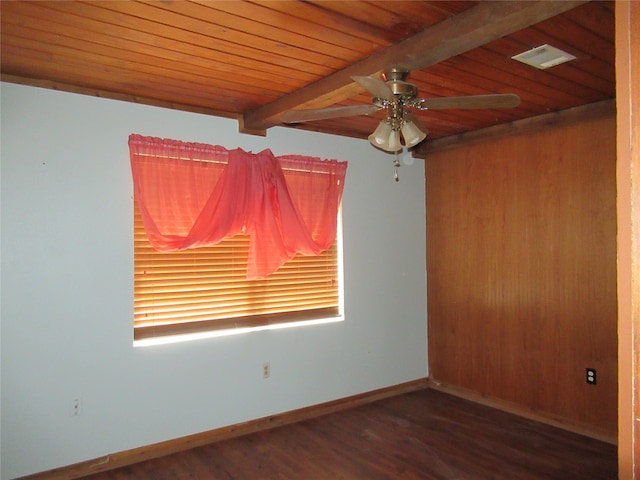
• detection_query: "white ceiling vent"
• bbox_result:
[511,44,577,70]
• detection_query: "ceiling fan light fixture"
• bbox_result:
[369,117,426,152]
[368,120,401,152]
[368,120,393,146]
[401,120,427,148]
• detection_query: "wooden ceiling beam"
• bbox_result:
[240,0,588,134]
[414,99,616,156]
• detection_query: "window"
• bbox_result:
[129,135,347,343]
[133,204,342,342]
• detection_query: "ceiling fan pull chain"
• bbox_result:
[393,151,400,182]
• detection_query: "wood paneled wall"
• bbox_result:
[426,115,617,437]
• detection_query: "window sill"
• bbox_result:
[133,315,344,348]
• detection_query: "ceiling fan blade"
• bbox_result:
[352,75,397,103]
[419,93,520,110]
[404,111,429,136]
[281,104,381,124]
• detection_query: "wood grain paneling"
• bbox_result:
[426,114,617,436]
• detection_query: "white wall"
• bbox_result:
[0,82,427,479]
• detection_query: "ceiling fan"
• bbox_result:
[281,67,521,152]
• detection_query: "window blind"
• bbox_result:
[134,203,340,341]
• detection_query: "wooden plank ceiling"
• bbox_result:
[0,1,615,156]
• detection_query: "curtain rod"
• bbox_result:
[135,152,337,175]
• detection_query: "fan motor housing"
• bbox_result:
[387,80,417,98]
[383,67,417,99]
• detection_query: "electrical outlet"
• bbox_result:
[262,362,270,379]
[586,368,597,385]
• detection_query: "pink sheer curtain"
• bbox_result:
[129,134,347,279]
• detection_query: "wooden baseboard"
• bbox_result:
[18,378,429,480]
[426,379,617,445]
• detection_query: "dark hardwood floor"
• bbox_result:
[84,389,617,479]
